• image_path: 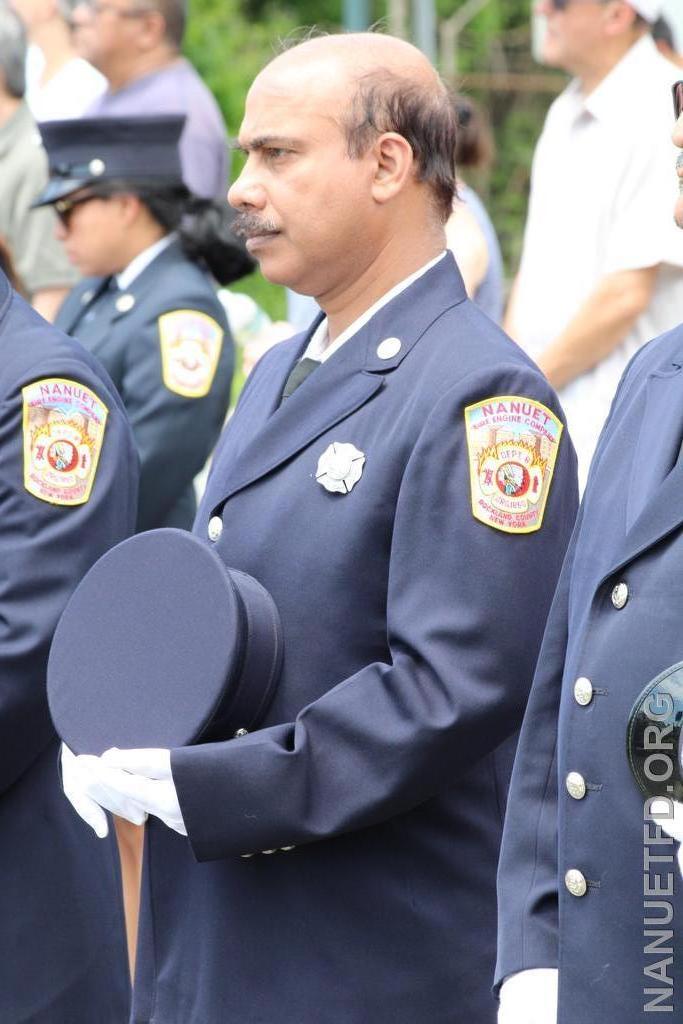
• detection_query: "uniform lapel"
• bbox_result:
[63,277,118,350]
[210,334,384,507]
[600,357,683,581]
[208,254,468,509]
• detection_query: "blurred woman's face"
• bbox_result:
[54,192,131,276]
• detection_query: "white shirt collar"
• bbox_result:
[304,251,447,364]
[116,232,176,290]
[564,36,668,124]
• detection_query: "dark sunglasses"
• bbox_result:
[54,193,103,226]
[673,81,683,121]
[548,0,609,9]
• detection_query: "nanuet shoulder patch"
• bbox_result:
[464,395,563,534]
[158,309,224,398]
[22,377,108,506]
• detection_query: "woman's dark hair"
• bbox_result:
[452,94,494,173]
[87,180,255,286]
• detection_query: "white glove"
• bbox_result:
[61,742,111,839]
[650,798,683,876]
[93,747,187,836]
[498,968,558,1024]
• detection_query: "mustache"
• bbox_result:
[232,214,280,239]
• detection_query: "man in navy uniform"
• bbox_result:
[66,33,577,1023]
[494,82,683,1024]
[0,270,137,1020]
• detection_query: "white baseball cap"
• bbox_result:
[627,0,664,21]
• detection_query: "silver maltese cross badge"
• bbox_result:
[316,442,365,495]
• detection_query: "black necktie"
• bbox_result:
[280,357,320,403]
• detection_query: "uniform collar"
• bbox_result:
[304,250,448,364]
[203,251,469,512]
[116,232,177,291]
[574,35,663,123]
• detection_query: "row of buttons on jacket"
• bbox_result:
[564,579,628,897]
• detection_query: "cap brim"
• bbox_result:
[30,176,94,209]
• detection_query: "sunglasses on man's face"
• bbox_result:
[673,81,683,121]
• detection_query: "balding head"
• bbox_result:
[255,33,457,221]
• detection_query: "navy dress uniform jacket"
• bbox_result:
[0,271,138,1022]
[131,254,578,1024]
[496,324,683,1021]
[55,238,234,532]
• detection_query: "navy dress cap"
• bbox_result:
[47,528,283,755]
[32,114,187,208]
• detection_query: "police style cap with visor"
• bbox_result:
[34,112,254,285]
[32,114,188,209]
[47,529,283,755]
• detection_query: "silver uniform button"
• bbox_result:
[208,516,223,542]
[262,849,277,855]
[573,677,594,707]
[115,293,135,313]
[280,845,296,852]
[611,582,629,609]
[234,727,248,738]
[565,869,587,898]
[240,852,255,859]
[566,772,587,800]
[376,336,402,360]
[89,157,106,176]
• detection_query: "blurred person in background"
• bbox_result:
[72,0,229,199]
[652,14,683,67]
[506,0,683,488]
[0,1,78,319]
[37,114,250,534]
[446,93,504,323]
[12,0,105,119]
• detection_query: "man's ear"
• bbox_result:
[136,9,168,51]
[369,132,415,206]
[602,0,638,38]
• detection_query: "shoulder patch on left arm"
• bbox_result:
[22,377,109,506]
[464,394,563,534]
[158,309,224,398]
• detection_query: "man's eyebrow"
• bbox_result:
[233,135,301,153]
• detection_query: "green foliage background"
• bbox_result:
[184,1,563,319]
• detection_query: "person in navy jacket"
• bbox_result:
[0,269,138,1022]
[67,33,578,1023]
[34,115,248,532]
[494,79,683,1024]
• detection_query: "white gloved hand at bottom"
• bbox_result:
[93,747,186,836]
[498,968,558,1024]
[61,742,114,839]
